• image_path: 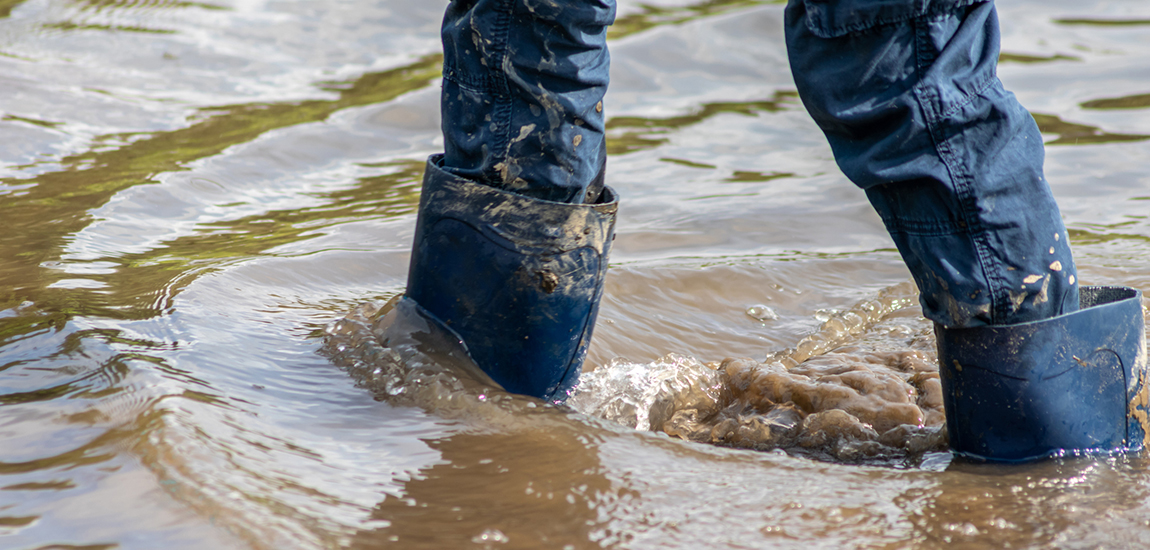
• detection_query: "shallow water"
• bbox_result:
[2,0,1150,548]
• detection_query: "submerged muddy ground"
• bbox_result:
[2,0,1150,548]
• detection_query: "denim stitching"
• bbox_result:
[489,0,515,177]
[880,216,969,236]
[443,68,490,94]
[911,8,1006,324]
[940,71,997,120]
[804,0,984,38]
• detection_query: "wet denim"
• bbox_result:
[785,0,1078,327]
[436,0,1079,329]
[440,0,615,204]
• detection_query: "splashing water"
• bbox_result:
[566,353,725,431]
[326,281,948,465]
[569,281,948,463]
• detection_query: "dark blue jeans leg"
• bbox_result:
[440,0,615,204]
[785,0,1079,328]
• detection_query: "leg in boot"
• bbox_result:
[399,0,618,401]
[937,286,1147,462]
[784,0,1148,460]
[406,158,617,401]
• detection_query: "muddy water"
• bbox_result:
[2,0,1150,548]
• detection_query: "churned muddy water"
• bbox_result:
[3,0,1150,548]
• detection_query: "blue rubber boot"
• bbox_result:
[403,155,618,402]
[936,286,1149,462]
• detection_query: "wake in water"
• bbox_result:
[324,281,948,465]
[324,296,542,422]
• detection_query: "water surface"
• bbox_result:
[2,0,1150,548]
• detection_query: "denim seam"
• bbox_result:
[879,217,969,236]
[805,0,983,38]
[443,69,492,94]
[489,0,515,178]
[911,12,1006,324]
[939,72,998,120]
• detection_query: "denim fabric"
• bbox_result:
[440,0,615,204]
[435,0,1079,329]
[785,0,1079,328]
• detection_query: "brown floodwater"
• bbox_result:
[2,0,1150,548]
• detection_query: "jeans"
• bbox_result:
[436,0,1079,329]
[440,0,614,204]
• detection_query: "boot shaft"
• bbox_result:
[937,286,1148,462]
[406,155,618,401]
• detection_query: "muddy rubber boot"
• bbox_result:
[403,155,618,402]
[936,286,1149,462]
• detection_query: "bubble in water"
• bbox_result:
[471,529,509,544]
[745,304,779,321]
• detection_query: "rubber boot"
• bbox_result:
[936,286,1149,462]
[403,155,618,402]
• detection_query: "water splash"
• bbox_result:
[566,353,724,431]
[327,281,947,465]
[570,281,948,463]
